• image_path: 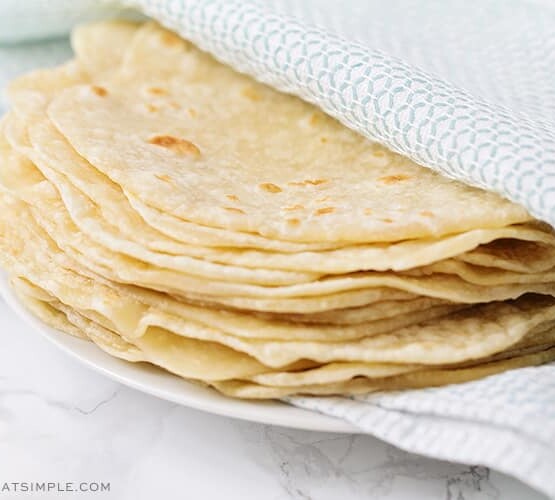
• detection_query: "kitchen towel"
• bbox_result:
[1,1,554,497]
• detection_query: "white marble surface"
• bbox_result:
[0,300,547,500]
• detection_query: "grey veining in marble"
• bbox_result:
[0,300,547,499]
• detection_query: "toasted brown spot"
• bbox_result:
[381,218,394,223]
[146,104,159,113]
[241,86,262,101]
[288,179,329,187]
[379,174,411,184]
[283,204,304,211]
[226,194,239,202]
[259,182,282,193]
[286,218,300,226]
[364,208,373,215]
[155,173,174,183]
[148,135,201,157]
[91,85,107,97]
[188,108,197,117]
[309,113,321,126]
[420,210,435,217]
[161,31,183,47]
[320,137,328,143]
[314,207,336,215]
[148,87,168,95]
[316,196,331,203]
[224,207,245,214]
[372,149,386,157]
[169,101,181,110]
[306,179,328,186]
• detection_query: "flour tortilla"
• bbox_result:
[6,20,141,120]
[56,302,275,382]
[7,21,142,118]
[2,160,553,305]
[140,297,555,367]
[211,346,555,398]
[2,196,555,370]
[45,22,531,244]
[4,22,549,272]
[6,112,551,274]
[457,238,555,273]
[16,277,555,394]
[17,285,274,381]
[71,20,142,78]
[26,211,555,301]
[15,280,420,388]
[242,297,453,325]
[6,128,555,295]
[2,20,555,401]
[10,252,555,390]
[407,259,555,286]
[12,283,87,340]
[0,196,461,342]
[246,322,555,387]
[7,30,343,254]
[0,139,325,287]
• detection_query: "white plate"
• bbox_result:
[0,275,358,433]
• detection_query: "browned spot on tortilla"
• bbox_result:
[372,149,386,157]
[241,86,261,101]
[286,218,300,226]
[226,194,239,202]
[420,210,435,217]
[148,135,200,157]
[320,137,328,143]
[259,182,282,193]
[155,173,173,183]
[316,196,331,202]
[148,87,168,95]
[161,31,183,47]
[314,207,336,215]
[381,218,394,223]
[309,113,321,126]
[224,207,245,214]
[379,174,411,184]
[91,85,107,97]
[289,179,329,187]
[364,208,373,215]
[146,104,159,113]
[283,204,303,211]
[188,108,197,117]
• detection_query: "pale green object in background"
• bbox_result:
[0,0,141,111]
[0,0,138,44]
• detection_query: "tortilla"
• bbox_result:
[212,346,555,398]
[1,20,554,401]
[2,196,555,371]
[2,163,553,307]
[6,112,551,275]
[46,23,531,244]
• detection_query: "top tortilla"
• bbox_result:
[44,22,530,244]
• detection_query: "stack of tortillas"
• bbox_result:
[1,21,555,398]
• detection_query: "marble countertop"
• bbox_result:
[0,299,547,500]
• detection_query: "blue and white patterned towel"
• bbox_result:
[1,1,554,496]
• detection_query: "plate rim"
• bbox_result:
[0,275,359,434]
